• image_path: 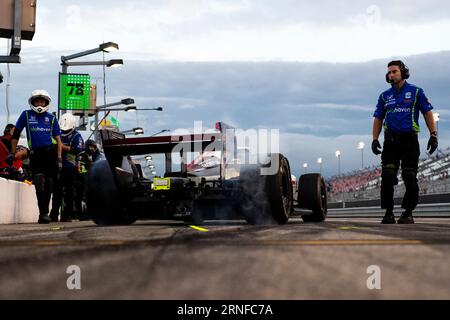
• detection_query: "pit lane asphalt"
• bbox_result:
[0,217,449,299]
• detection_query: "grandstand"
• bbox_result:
[328,147,450,203]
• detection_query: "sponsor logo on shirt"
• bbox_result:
[30,127,51,132]
[393,107,411,113]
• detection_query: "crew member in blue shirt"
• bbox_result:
[372,60,438,224]
[10,90,63,224]
[52,113,84,222]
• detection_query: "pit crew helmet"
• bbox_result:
[29,89,51,114]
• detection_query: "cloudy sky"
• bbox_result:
[1,0,450,178]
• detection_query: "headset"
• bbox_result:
[386,60,410,83]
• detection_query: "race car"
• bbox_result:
[87,122,327,225]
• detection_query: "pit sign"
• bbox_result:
[59,73,91,110]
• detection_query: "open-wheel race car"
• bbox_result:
[87,122,327,225]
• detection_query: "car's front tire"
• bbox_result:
[298,173,327,222]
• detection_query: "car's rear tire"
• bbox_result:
[239,154,293,225]
[87,159,136,226]
[182,200,206,225]
[298,173,327,222]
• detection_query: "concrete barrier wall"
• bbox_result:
[0,178,39,224]
[328,193,450,209]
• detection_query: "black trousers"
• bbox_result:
[380,132,420,211]
[52,166,83,218]
[30,146,58,216]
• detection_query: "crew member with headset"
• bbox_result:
[10,90,63,224]
[372,60,438,224]
[77,139,100,220]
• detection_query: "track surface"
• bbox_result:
[0,217,449,299]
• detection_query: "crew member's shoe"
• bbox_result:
[38,214,51,224]
[49,210,59,222]
[397,210,415,224]
[381,210,396,224]
[78,214,91,221]
[60,215,73,222]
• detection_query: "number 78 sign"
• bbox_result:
[59,73,91,110]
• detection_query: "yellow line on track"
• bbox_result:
[189,225,209,232]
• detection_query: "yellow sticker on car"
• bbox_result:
[153,178,171,190]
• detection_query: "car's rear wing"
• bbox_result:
[100,122,237,178]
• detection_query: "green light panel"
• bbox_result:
[59,73,91,110]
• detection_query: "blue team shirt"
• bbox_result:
[61,130,84,168]
[15,110,61,150]
[373,81,433,133]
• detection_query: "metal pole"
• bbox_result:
[338,155,341,176]
[59,63,68,121]
[87,110,111,142]
[361,148,364,169]
[5,40,11,124]
[11,0,22,56]
[102,52,107,106]
[61,48,102,62]
[435,120,439,159]
[339,155,345,208]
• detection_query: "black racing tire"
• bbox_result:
[87,159,136,226]
[239,154,293,225]
[298,173,327,222]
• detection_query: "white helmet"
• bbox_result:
[60,113,77,133]
[29,89,51,114]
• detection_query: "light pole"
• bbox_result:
[60,42,123,124]
[95,104,162,129]
[93,98,135,141]
[151,129,170,137]
[122,127,144,136]
[62,59,123,68]
[357,141,365,169]
[317,157,322,175]
[86,99,135,142]
[335,149,344,207]
[138,107,163,111]
[102,106,137,112]
[61,42,120,73]
[433,112,440,158]
[433,112,440,136]
[335,150,341,176]
[303,162,308,174]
